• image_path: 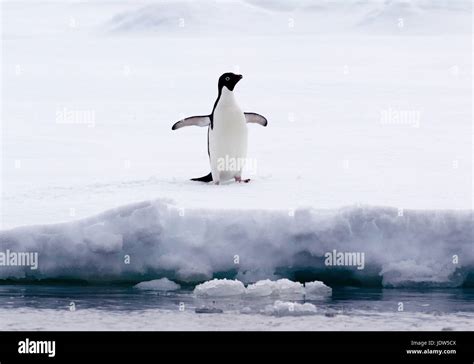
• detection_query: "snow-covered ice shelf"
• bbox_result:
[0,199,472,287]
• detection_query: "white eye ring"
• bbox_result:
[225,77,230,81]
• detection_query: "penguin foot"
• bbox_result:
[235,177,250,183]
[214,181,220,185]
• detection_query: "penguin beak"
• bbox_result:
[237,74,243,81]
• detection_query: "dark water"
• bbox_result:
[0,285,472,315]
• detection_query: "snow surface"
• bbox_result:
[1,0,472,232]
[134,278,181,291]
[0,307,473,331]
[0,200,472,287]
[263,300,317,317]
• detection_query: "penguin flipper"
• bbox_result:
[172,115,210,130]
[191,172,213,182]
[244,112,268,127]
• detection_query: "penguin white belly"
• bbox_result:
[209,89,248,182]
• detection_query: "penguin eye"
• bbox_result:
[225,77,230,81]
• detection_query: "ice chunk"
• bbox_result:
[195,307,223,314]
[84,223,123,253]
[194,278,330,301]
[134,278,180,291]
[264,301,317,317]
[245,279,275,297]
[245,279,305,298]
[304,281,332,298]
[273,279,305,298]
[194,279,245,297]
[240,307,253,314]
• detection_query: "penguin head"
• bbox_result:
[218,72,243,92]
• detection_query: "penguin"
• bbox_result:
[172,73,267,184]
